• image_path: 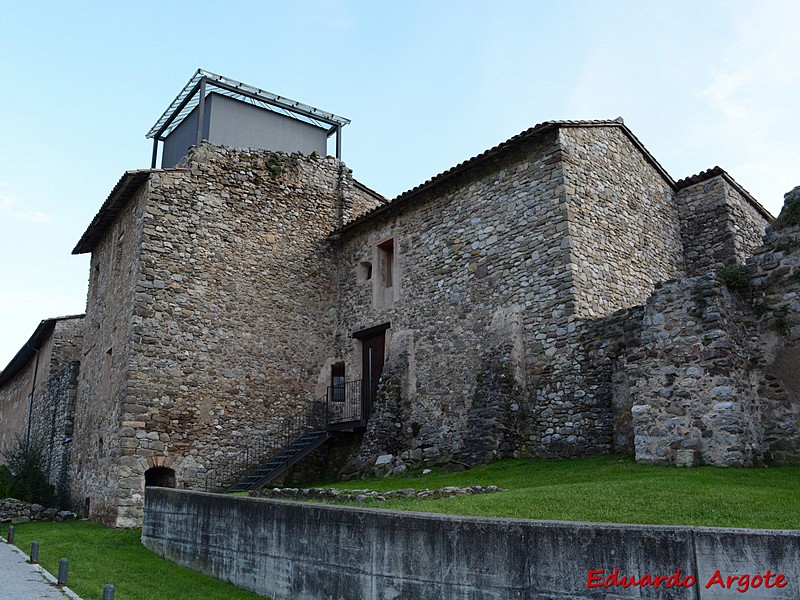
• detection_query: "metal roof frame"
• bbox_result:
[146,69,350,166]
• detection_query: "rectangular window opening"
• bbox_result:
[331,363,346,402]
[378,239,394,288]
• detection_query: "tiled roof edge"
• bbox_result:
[336,119,675,235]
[676,167,773,220]
[0,314,85,387]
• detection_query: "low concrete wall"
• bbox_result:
[142,488,800,600]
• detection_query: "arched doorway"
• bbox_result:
[144,466,176,488]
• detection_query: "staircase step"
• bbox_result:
[225,430,332,492]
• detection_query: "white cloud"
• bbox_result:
[682,2,800,213]
[700,9,800,127]
[0,192,54,224]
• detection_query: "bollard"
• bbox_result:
[57,557,68,586]
[29,541,39,564]
[102,583,115,600]
[6,525,13,544]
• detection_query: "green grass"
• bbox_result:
[313,454,800,529]
[6,457,798,599]
[8,520,266,600]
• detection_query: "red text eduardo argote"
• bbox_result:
[587,568,788,592]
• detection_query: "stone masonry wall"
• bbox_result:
[623,187,799,466]
[36,361,79,500]
[628,275,764,466]
[515,124,686,462]
[338,129,571,471]
[677,172,770,276]
[0,363,33,460]
[747,186,800,463]
[561,125,685,319]
[338,124,731,473]
[72,182,147,524]
[30,318,83,492]
[89,144,380,526]
[0,316,83,497]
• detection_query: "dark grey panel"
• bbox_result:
[161,103,210,168]
[205,93,327,156]
[161,93,327,168]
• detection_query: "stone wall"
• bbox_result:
[561,125,684,318]
[336,164,792,471]
[337,128,573,469]
[627,275,764,466]
[0,363,33,459]
[748,187,800,464]
[73,144,381,526]
[32,318,83,493]
[0,316,83,494]
[339,123,705,472]
[0,498,76,524]
[677,170,770,276]
[621,186,799,466]
[72,179,147,525]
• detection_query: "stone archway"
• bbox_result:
[144,466,176,488]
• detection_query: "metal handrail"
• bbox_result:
[203,407,325,492]
[204,379,368,492]
[326,379,363,425]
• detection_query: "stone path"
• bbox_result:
[0,537,83,600]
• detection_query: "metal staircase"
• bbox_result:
[226,430,332,492]
[216,379,370,494]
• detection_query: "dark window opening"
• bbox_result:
[358,261,372,283]
[145,466,176,488]
[331,362,345,402]
[114,229,125,273]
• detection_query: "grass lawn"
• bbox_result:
[312,454,800,529]
[4,457,797,599]
[8,520,266,600]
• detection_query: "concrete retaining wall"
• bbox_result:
[142,488,800,600]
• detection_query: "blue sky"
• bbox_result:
[1,0,798,366]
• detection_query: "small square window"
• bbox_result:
[357,261,372,283]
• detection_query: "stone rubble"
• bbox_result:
[252,484,504,503]
[0,498,77,524]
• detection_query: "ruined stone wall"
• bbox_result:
[627,275,764,466]
[72,184,147,525]
[620,187,799,467]
[747,188,800,463]
[38,361,79,500]
[337,129,575,470]
[677,173,770,276]
[561,125,684,318]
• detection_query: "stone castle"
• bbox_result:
[1,71,798,527]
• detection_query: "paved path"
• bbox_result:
[0,537,83,600]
